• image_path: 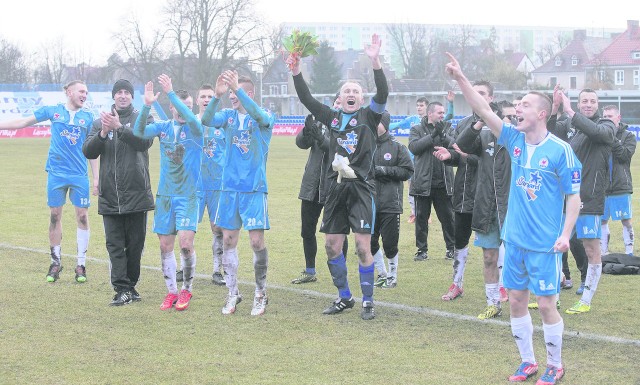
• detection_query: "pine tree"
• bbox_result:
[309,41,342,94]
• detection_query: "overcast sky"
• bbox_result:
[0,0,634,65]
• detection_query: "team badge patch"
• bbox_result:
[538,158,549,168]
[228,117,234,125]
[384,152,392,161]
[331,118,339,127]
[160,132,167,139]
[513,146,522,158]
[53,113,60,120]
[180,132,186,139]
[349,118,357,126]
[571,170,581,184]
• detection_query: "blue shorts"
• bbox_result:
[602,194,633,221]
[575,214,601,239]
[474,216,501,249]
[47,173,90,208]
[502,242,562,296]
[153,195,199,235]
[215,191,270,231]
[198,190,221,223]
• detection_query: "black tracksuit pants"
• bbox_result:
[103,211,148,292]
[414,188,455,254]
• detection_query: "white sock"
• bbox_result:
[181,251,197,292]
[600,223,610,254]
[212,233,223,272]
[161,251,178,294]
[623,224,634,255]
[373,249,386,276]
[511,313,536,364]
[486,283,500,306]
[51,245,61,264]
[76,228,89,266]
[408,195,415,215]
[581,263,602,305]
[222,247,239,295]
[452,247,468,287]
[543,320,564,369]
[388,253,399,279]
[498,243,505,287]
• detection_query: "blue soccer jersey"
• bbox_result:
[498,123,582,252]
[134,92,203,197]
[201,89,275,193]
[200,124,226,191]
[34,104,94,177]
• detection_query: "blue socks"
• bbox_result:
[359,263,375,302]
[327,254,351,298]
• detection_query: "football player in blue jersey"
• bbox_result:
[201,70,275,316]
[133,74,203,312]
[288,34,388,320]
[0,80,97,283]
[446,52,581,385]
[196,84,227,286]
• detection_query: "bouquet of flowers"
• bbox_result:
[282,30,319,70]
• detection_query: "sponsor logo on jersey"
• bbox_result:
[204,138,217,158]
[232,130,251,154]
[384,152,392,161]
[59,126,82,145]
[337,131,358,154]
[516,170,542,201]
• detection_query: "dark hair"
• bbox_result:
[427,101,443,113]
[579,88,598,100]
[238,76,254,89]
[603,104,619,113]
[175,90,191,100]
[472,80,493,96]
[416,96,429,104]
[498,100,514,111]
[197,84,214,97]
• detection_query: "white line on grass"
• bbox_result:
[4,243,639,347]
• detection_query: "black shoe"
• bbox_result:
[212,272,226,286]
[413,251,428,261]
[131,288,142,302]
[361,301,375,320]
[445,249,455,260]
[176,270,184,282]
[110,290,133,306]
[322,297,356,315]
[46,263,63,282]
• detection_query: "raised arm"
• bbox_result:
[201,73,226,127]
[133,81,161,139]
[445,52,502,138]
[444,90,455,122]
[559,92,614,145]
[222,70,272,128]
[367,34,388,109]
[158,74,202,137]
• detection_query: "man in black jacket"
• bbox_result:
[551,87,616,314]
[408,102,455,261]
[371,112,414,288]
[600,105,636,256]
[83,79,155,306]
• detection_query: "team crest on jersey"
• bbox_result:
[59,126,82,145]
[538,158,549,168]
[349,118,357,126]
[337,131,358,154]
[160,132,167,139]
[384,152,392,161]
[228,117,234,125]
[180,131,186,139]
[53,113,61,120]
[204,138,217,158]
[214,129,222,136]
[571,170,581,184]
[233,130,251,154]
[79,119,86,126]
[513,146,522,158]
[331,118,339,127]
[516,170,542,201]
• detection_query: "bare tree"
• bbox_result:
[0,38,30,83]
[163,0,196,88]
[32,37,68,84]
[113,15,168,84]
[386,23,428,78]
